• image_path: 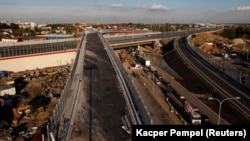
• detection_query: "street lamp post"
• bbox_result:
[131,24,134,42]
[208,97,241,125]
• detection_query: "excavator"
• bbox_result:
[47,65,70,78]
[12,104,31,127]
[12,104,45,127]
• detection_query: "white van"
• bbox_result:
[154,78,161,85]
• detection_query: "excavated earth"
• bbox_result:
[0,66,70,140]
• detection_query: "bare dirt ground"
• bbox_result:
[0,65,70,140]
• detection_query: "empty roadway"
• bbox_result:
[70,32,130,141]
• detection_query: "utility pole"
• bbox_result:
[247,48,249,60]
[208,97,241,125]
[131,23,134,42]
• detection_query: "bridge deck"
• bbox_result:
[70,33,130,141]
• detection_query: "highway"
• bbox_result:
[107,27,221,45]
[174,37,250,121]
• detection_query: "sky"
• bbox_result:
[0,0,250,24]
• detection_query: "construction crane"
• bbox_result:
[74,22,82,48]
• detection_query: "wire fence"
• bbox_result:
[187,36,249,89]
[47,33,86,141]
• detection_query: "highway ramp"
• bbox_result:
[70,33,131,141]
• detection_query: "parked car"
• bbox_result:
[159,87,170,97]
[200,114,210,125]
[154,73,162,80]
[154,78,161,85]
[190,103,199,112]
[162,80,171,86]
[175,92,185,100]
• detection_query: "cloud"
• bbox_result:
[150,4,170,11]
[140,5,147,9]
[232,6,250,11]
[112,4,123,8]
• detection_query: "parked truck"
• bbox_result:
[135,54,151,67]
[183,101,202,125]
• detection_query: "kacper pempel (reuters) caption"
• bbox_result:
[132,125,249,141]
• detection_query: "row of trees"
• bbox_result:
[125,23,191,32]
[0,23,77,37]
[218,25,250,39]
[0,23,19,30]
[0,23,38,37]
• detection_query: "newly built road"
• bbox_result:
[70,33,130,141]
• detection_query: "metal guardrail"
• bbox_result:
[47,32,86,141]
[98,32,152,125]
[186,36,249,89]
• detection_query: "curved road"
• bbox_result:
[174,37,250,121]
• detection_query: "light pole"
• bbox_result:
[131,24,134,42]
[189,24,192,34]
[208,96,241,125]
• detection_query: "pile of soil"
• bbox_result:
[192,32,250,54]
[200,42,221,54]
[232,38,246,52]
[192,32,223,46]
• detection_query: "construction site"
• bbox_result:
[0,65,71,140]
[1,29,249,140]
[190,32,250,56]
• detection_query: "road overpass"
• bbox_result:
[111,40,155,50]
[107,26,222,49]
[47,30,153,141]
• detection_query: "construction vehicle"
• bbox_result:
[12,104,31,127]
[47,71,59,77]
[135,54,151,67]
[183,101,202,125]
[47,65,70,78]
[12,104,45,127]
[55,65,70,73]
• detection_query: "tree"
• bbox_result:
[10,23,19,30]
[0,23,9,29]
[221,27,236,39]
[236,25,250,39]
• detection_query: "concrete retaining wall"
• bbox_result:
[0,50,77,72]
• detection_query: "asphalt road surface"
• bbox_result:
[70,33,131,141]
